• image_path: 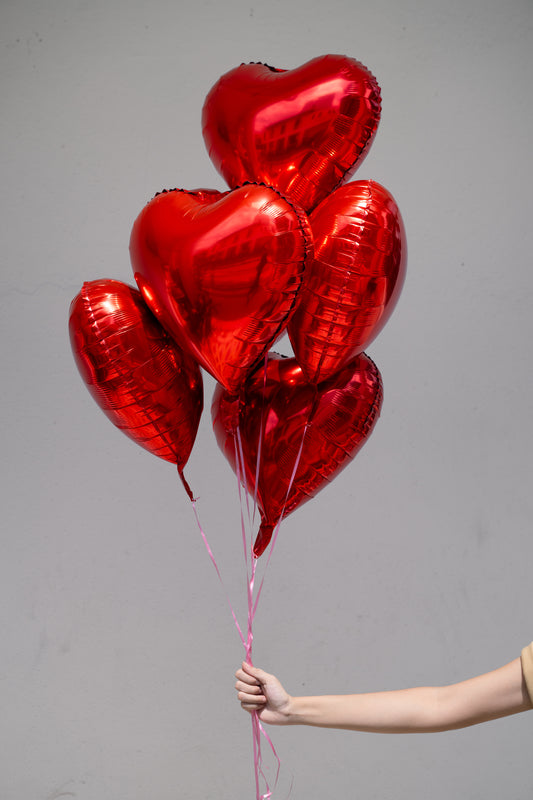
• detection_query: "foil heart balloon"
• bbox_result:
[130,185,311,395]
[212,352,382,556]
[288,180,407,384]
[69,279,203,494]
[202,54,381,213]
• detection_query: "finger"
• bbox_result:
[238,690,266,705]
[235,679,263,695]
[240,699,266,713]
[242,662,271,683]
[235,668,261,687]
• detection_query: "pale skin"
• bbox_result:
[235,657,532,733]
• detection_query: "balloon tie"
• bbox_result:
[178,467,195,502]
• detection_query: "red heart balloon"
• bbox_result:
[202,55,381,213]
[288,180,407,384]
[212,352,382,556]
[129,185,311,395]
[69,279,203,491]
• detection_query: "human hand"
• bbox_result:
[235,662,292,725]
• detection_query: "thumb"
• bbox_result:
[242,662,271,684]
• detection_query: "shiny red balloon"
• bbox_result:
[288,180,407,384]
[212,352,382,556]
[130,185,311,395]
[69,279,203,491]
[202,55,381,213]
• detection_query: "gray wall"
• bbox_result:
[2,1,532,798]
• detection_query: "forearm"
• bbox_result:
[286,658,531,733]
[288,687,451,732]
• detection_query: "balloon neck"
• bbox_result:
[253,522,274,558]
[178,468,195,502]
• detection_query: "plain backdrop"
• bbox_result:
[2,1,532,798]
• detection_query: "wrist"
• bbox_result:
[284,695,307,725]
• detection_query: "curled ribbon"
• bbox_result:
[190,413,309,799]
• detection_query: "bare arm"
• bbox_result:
[235,658,532,733]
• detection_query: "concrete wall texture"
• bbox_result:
[2,1,532,798]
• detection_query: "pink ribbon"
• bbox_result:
[191,383,310,799]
